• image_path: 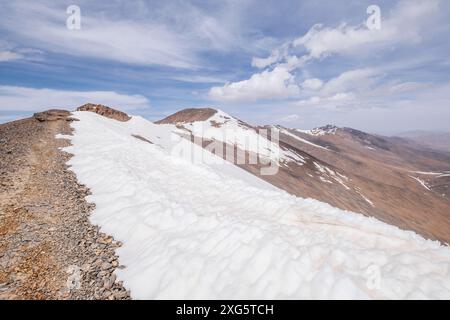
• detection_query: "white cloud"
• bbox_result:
[0,48,44,63]
[250,0,440,70]
[321,68,379,95]
[388,82,429,93]
[212,0,441,103]
[209,66,299,102]
[171,75,227,84]
[195,16,237,51]
[293,0,440,59]
[0,51,23,62]
[0,40,24,62]
[0,1,250,68]
[26,18,195,68]
[292,23,389,59]
[294,68,379,108]
[252,50,281,69]
[208,66,378,104]
[280,114,300,122]
[0,86,151,112]
[301,78,323,90]
[293,69,450,112]
[296,92,355,108]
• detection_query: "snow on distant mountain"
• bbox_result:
[296,125,338,137]
[62,110,450,299]
[273,125,330,151]
[159,108,306,166]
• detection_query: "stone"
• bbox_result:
[114,291,128,300]
[101,262,111,270]
[103,274,116,290]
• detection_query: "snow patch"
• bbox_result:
[355,188,375,207]
[409,175,431,191]
[412,171,441,175]
[296,125,338,137]
[313,162,350,190]
[411,171,450,179]
[278,127,329,151]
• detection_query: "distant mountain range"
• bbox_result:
[396,130,450,153]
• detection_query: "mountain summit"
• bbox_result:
[155,107,218,124]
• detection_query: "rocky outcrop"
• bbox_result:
[76,104,131,122]
[33,109,72,122]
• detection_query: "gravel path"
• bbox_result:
[0,113,130,300]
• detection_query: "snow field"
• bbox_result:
[62,111,450,299]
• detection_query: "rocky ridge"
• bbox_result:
[0,111,130,299]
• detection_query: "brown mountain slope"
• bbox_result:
[155,108,217,124]
[156,108,450,244]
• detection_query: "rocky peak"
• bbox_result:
[76,103,131,122]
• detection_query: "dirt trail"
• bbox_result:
[0,115,129,299]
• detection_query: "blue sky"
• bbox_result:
[0,0,449,134]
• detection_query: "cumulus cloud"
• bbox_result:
[321,68,379,95]
[294,0,439,59]
[212,0,441,103]
[294,68,380,108]
[209,66,299,102]
[0,86,151,112]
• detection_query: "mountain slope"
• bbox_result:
[156,108,450,244]
[63,110,450,299]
